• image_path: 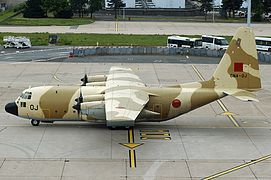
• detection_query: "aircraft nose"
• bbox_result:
[5,102,18,116]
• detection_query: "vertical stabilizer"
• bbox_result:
[213,27,261,91]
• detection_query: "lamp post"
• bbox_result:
[247,0,251,27]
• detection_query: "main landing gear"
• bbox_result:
[31,119,40,126]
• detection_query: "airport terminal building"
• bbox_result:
[105,0,186,9]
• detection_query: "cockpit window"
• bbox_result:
[20,91,32,99]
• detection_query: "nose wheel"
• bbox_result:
[31,119,40,126]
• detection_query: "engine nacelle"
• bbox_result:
[86,75,107,83]
[82,94,104,102]
[86,82,106,86]
[80,101,105,120]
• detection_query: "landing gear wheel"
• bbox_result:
[31,119,40,126]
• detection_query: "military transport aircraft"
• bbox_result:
[5,27,261,128]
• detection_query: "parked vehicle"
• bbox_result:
[167,36,202,48]
[3,42,18,49]
[255,37,271,52]
[167,35,227,50]
[235,10,246,17]
[3,36,31,49]
[201,35,229,50]
[263,12,271,20]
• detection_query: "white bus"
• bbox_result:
[201,35,229,50]
[167,36,202,48]
[255,37,271,52]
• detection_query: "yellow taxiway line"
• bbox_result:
[129,128,134,143]
[140,129,169,132]
[128,128,136,168]
[191,65,240,127]
[203,153,271,180]
[120,128,141,168]
[129,149,136,168]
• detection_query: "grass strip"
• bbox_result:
[0,33,232,46]
[2,16,94,26]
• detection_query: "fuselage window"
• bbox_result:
[20,102,26,107]
[20,92,32,100]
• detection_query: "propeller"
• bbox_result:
[81,74,88,86]
[73,89,83,115]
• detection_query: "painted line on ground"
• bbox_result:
[128,128,136,168]
[115,21,118,32]
[53,74,64,83]
[140,129,169,132]
[0,47,72,56]
[139,129,171,140]
[203,153,271,180]
[191,65,240,127]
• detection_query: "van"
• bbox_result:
[202,35,229,50]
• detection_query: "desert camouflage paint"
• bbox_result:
[6,27,262,127]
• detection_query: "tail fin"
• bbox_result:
[213,27,261,91]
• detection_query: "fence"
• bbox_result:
[72,46,271,63]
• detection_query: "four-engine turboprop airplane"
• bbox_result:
[5,27,262,128]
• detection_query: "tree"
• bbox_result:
[262,0,271,13]
[87,0,103,18]
[199,0,213,21]
[107,0,126,19]
[222,0,243,18]
[23,0,47,18]
[71,0,88,18]
[44,0,73,18]
[252,0,264,21]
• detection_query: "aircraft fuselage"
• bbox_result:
[5,83,225,125]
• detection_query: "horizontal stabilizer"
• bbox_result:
[223,89,259,102]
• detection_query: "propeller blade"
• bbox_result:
[81,74,87,86]
[73,88,83,115]
[72,104,80,111]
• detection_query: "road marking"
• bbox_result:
[129,149,136,168]
[203,153,271,180]
[128,128,137,168]
[140,129,169,133]
[191,65,240,127]
[141,133,170,136]
[0,47,72,57]
[120,143,143,149]
[53,74,63,83]
[141,137,171,140]
[217,100,240,127]
[115,21,118,32]
[9,62,31,65]
[140,129,171,140]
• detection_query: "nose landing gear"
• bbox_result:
[31,119,40,126]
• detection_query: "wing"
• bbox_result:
[105,67,149,127]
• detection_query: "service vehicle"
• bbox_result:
[263,12,271,20]
[3,36,31,49]
[255,37,271,52]
[201,35,229,50]
[167,36,202,48]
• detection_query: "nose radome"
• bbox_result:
[5,102,18,116]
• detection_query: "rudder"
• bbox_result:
[213,27,261,91]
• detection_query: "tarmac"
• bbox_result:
[0,53,271,179]
[0,21,271,36]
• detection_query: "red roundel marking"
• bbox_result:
[172,99,181,108]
